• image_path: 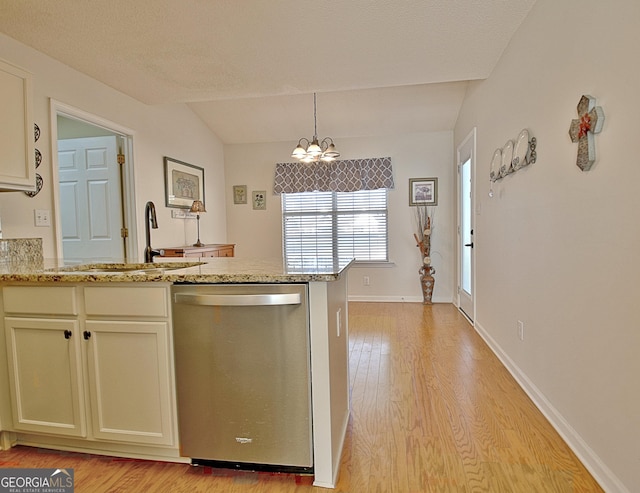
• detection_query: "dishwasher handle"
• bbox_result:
[173,292,301,307]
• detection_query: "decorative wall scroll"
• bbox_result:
[569,94,605,171]
[490,129,537,183]
[24,174,43,198]
[25,122,43,198]
[489,129,537,197]
[34,123,41,169]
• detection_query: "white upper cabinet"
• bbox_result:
[0,59,35,191]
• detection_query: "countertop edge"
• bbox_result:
[0,259,354,284]
[0,273,345,283]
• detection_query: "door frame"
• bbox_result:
[49,99,138,261]
[456,127,476,323]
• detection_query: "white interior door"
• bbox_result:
[457,129,475,321]
[58,136,123,260]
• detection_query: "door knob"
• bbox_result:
[83,330,91,340]
[64,330,72,339]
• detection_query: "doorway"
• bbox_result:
[50,101,137,263]
[457,128,476,321]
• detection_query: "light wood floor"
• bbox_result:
[0,303,602,492]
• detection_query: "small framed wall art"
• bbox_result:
[252,190,266,210]
[233,185,247,204]
[164,157,205,209]
[409,177,438,206]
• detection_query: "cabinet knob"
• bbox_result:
[83,330,91,340]
[64,330,72,340]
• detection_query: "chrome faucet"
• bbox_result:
[144,201,160,263]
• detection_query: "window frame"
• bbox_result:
[282,188,389,268]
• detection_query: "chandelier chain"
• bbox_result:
[313,92,318,138]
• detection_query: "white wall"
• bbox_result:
[454,0,639,490]
[0,33,227,259]
[224,132,455,302]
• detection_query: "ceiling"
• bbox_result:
[0,0,537,145]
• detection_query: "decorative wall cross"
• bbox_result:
[568,94,605,171]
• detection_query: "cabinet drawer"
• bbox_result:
[216,247,234,257]
[158,248,184,257]
[184,250,215,257]
[84,286,169,317]
[3,286,78,315]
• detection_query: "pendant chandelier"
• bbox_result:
[291,92,340,163]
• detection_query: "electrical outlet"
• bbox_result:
[363,275,370,286]
[34,209,51,227]
[517,320,524,341]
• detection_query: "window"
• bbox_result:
[282,188,388,268]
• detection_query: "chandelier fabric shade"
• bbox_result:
[273,157,394,194]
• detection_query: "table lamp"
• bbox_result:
[189,200,206,247]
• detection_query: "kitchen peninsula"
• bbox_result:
[0,257,352,489]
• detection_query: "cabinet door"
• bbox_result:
[84,320,174,446]
[4,317,86,437]
[0,59,35,191]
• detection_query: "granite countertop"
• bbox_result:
[0,257,354,283]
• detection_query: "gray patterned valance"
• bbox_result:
[273,157,394,194]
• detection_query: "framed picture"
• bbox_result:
[233,185,247,204]
[164,157,205,209]
[409,177,438,206]
[252,190,266,210]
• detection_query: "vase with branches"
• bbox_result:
[413,205,435,304]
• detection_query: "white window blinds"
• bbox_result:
[282,189,388,267]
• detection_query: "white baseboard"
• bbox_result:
[348,295,451,303]
[474,320,628,493]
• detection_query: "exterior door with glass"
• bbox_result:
[457,129,475,321]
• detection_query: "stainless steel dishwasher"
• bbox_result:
[171,283,313,473]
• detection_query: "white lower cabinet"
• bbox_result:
[84,319,173,445]
[4,317,86,437]
[2,284,176,451]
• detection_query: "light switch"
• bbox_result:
[34,209,51,227]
